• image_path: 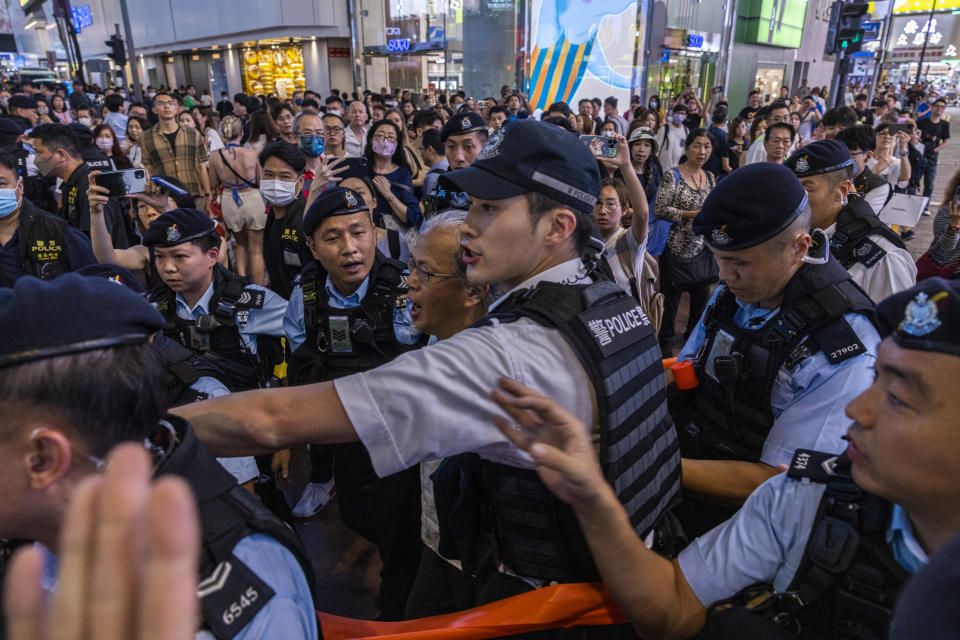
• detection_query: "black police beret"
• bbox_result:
[694,162,808,251]
[784,139,854,178]
[7,95,37,110]
[302,187,369,237]
[0,117,23,136]
[441,111,487,142]
[875,278,960,357]
[0,273,164,368]
[75,263,145,293]
[142,208,216,247]
[440,119,600,214]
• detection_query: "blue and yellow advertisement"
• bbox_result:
[525,0,640,112]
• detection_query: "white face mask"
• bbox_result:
[260,179,298,206]
[78,117,92,127]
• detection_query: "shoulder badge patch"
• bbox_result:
[198,555,275,640]
[852,238,885,268]
[236,289,265,309]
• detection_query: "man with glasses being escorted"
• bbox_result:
[282,186,427,619]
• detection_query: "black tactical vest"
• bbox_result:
[286,251,426,385]
[683,256,875,462]
[700,451,908,640]
[155,416,318,640]
[436,280,682,583]
[263,196,310,300]
[8,200,71,283]
[148,264,271,391]
[152,333,234,407]
[853,167,891,207]
[829,196,906,286]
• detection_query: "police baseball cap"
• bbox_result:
[7,95,37,110]
[694,162,808,251]
[142,208,216,247]
[302,186,369,237]
[0,273,164,368]
[439,119,600,214]
[784,139,855,178]
[441,111,487,142]
[876,278,960,357]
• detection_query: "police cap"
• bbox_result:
[439,119,600,214]
[441,111,487,142]
[301,186,369,237]
[0,273,164,368]
[142,208,216,247]
[7,95,37,110]
[694,162,809,251]
[875,278,960,357]
[784,139,855,178]
[75,262,145,293]
[0,117,24,137]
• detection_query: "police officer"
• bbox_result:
[75,262,261,489]
[67,121,113,172]
[835,125,891,213]
[0,150,95,284]
[0,117,57,214]
[0,274,319,639]
[177,120,681,623]
[493,277,960,640]
[423,111,487,212]
[142,208,287,392]
[786,140,916,302]
[6,95,38,132]
[670,162,880,536]
[283,186,425,619]
[260,141,311,300]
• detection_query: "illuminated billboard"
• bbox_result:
[735,0,808,48]
[894,0,960,12]
[526,0,639,112]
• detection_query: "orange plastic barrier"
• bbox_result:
[661,357,677,369]
[316,582,627,640]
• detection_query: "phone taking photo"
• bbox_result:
[580,135,618,159]
[94,169,147,198]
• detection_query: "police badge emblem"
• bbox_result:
[345,190,358,207]
[166,224,182,243]
[900,291,946,336]
[794,156,810,174]
[711,225,732,245]
[478,128,504,160]
[462,117,471,129]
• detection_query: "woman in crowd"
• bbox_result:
[870,123,912,191]
[654,128,717,355]
[192,105,223,152]
[364,119,421,231]
[385,108,426,190]
[244,110,276,154]
[49,94,71,124]
[918,168,960,280]
[93,124,132,170]
[623,126,663,208]
[209,115,266,284]
[577,114,595,135]
[740,115,767,167]
[272,102,298,145]
[124,116,147,169]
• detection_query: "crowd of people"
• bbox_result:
[0,72,958,640]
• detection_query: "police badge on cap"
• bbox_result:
[462,117,471,129]
[479,127,505,160]
[345,191,358,207]
[900,291,945,336]
[166,224,182,243]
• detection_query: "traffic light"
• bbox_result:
[105,34,126,68]
[833,2,869,54]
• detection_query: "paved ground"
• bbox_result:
[293,109,960,620]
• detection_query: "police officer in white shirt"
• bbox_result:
[176,120,682,620]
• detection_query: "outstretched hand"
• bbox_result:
[4,443,200,640]
[492,378,609,510]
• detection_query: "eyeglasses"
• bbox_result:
[373,133,398,142]
[154,100,177,108]
[408,257,459,284]
[325,126,344,134]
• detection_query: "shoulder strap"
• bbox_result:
[387,229,402,260]
[217,149,258,189]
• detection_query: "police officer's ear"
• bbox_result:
[23,427,77,490]
[538,206,579,249]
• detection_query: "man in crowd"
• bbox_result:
[787,139,916,302]
[493,277,960,640]
[854,93,875,125]
[344,100,368,157]
[916,89,937,120]
[603,96,628,134]
[821,106,858,140]
[835,125,892,213]
[0,273,320,639]
[762,121,795,164]
[578,98,599,133]
[423,112,487,211]
[102,93,128,145]
[260,141,311,300]
[738,89,761,121]
[797,95,822,142]
[667,162,880,536]
[7,95,38,132]
[917,98,950,203]
[744,100,790,165]
[488,105,509,132]
[139,91,211,210]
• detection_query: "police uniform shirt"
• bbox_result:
[333,258,595,476]
[283,271,421,352]
[677,472,927,608]
[40,534,319,640]
[678,288,881,468]
[0,219,96,282]
[171,280,287,357]
[192,376,260,485]
[823,221,918,302]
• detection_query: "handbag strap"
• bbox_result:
[218,149,258,189]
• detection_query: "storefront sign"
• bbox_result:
[387,38,412,52]
[663,28,722,52]
[887,13,960,60]
[71,4,92,32]
[329,47,350,57]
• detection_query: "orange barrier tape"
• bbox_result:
[662,357,677,369]
[316,582,627,640]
